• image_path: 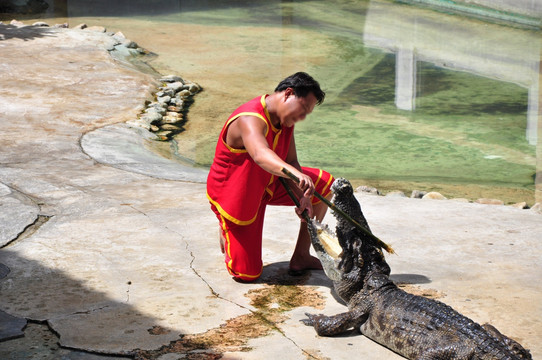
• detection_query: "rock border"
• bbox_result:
[355,185,541,214]
[4,19,202,142]
[4,19,146,55]
[129,75,202,141]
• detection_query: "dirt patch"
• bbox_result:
[135,272,325,359]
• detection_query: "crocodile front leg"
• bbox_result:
[301,307,369,336]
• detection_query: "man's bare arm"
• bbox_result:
[227,115,315,217]
[230,116,306,181]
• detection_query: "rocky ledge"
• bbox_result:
[3,19,202,143]
[356,186,542,214]
[129,75,202,141]
[5,19,142,51]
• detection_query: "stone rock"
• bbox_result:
[73,23,88,30]
[157,95,171,104]
[126,118,150,130]
[530,203,542,214]
[171,98,184,107]
[177,89,191,98]
[422,192,447,200]
[148,101,167,109]
[167,106,182,112]
[122,39,138,49]
[355,185,380,195]
[188,83,201,94]
[385,191,406,198]
[510,202,528,209]
[53,23,69,28]
[165,112,182,119]
[112,31,126,42]
[32,22,49,27]
[155,130,173,137]
[10,20,24,27]
[160,75,184,83]
[411,190,427,199]
[450,198,470,203]
[0,310,27,341]
[160,88,175,97]
[145,106,166,116]
[86,26,106,33]
[160,124,182,131]
[475,198,504,206]
[140,112,163,124]
[131,74,198,134]
[160,116,182,124]
[166,81,185,92]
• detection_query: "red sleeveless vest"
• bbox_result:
[206,95,294,225]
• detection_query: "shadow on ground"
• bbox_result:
[0,23,57,41]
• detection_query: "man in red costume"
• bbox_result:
[207,72,334,282]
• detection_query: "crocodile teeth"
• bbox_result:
[314,222,342,260]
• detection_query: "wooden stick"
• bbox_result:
[281,167,394,254]
[278,177,310,222]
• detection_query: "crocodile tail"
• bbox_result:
[482,323,532,359]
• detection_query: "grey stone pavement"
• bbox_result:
[0,24,541,359]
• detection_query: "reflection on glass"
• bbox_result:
[3,0,540,203]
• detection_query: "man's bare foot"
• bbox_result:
[218,229,225,254]
[289,254,323,275]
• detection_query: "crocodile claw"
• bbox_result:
[301,312,319,326]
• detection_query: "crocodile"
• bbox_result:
[302,178,532,360]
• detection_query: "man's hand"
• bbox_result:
[295,194,314,220]
[290,171,314,220]
[296,172,315,198]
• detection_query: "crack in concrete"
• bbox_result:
[2,214,52,249]
[0,181,50,248]
[182,235,321,359]
[34,306,132,359]
[2,197,321,358]
[0,318,130,359]
[184,241,220,298]
[67,304,111,316]
[40,320,133,359]
[123,204,320,358]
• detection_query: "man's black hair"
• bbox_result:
[274,72,325,105]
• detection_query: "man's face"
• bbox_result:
[280,89,318,128]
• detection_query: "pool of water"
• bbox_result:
[7,0,541,204]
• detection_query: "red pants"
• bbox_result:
[210,167,334,281]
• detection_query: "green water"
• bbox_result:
[301,55,533,185]
[7,0,540,203]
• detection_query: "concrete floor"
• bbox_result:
[0,23,540,359]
